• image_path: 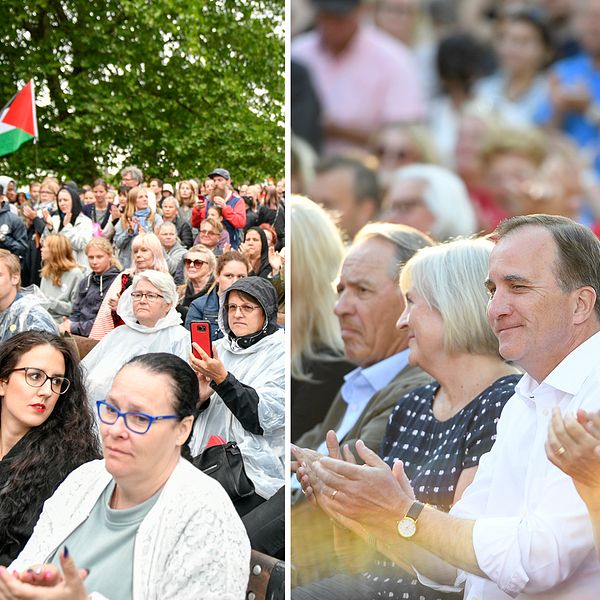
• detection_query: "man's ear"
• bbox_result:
[573,286,597,325]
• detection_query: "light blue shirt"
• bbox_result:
[292,350,409,490]
[315,349,409,455]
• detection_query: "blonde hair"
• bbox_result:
[202,216,223,234]
[291,195,346,380]
[130,232,169,274]
[121,186,157,229]
[176,179,198,208]
[186,244,217,273]
[0,249,21,288]
[371,122,441,166]
[400,237,499,356]
[41,234,79,286]
[40,177,59,197]
[480,125,547,167]
[86,237,122,271]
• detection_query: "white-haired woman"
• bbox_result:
[380,163,478,241]
[82,270,190,404]
[290,196,354,442]
[89,232,169,340]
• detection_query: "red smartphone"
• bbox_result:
[190,321,213,359]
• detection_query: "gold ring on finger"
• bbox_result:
[556,446,566,456]
[331,489,338,499]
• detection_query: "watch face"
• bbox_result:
[398,517,417,538]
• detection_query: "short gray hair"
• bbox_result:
[121,165,144,184]
[132,270,178,305]
[400,237,499,355]
[354,222,434,282]
[389,164,478,240]
[162,196,180,210]
[158,221,177,234]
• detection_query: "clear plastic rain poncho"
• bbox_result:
[81,285,191,410]
[189,277,285,499]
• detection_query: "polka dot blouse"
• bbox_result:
[361,374,521,600]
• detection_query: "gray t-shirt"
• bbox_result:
[51,481,162,598]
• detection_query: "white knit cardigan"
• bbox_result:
[11,458,250,599]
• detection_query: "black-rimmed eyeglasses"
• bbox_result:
[131,291,165,302]
[9,367,70,394]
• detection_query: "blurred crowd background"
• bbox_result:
[291,0,600,242]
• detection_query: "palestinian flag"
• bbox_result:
[0,80,38,157]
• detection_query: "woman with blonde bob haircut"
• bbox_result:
[290,196,353,441]
[89,233,169,340]
[294,237,522,600]
[399,236,500,356]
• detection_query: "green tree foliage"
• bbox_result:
[0,0,284,184]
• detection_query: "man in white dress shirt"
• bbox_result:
[311,214,600,598]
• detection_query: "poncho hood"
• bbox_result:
[116,285,183,333]
[218,276,278,349]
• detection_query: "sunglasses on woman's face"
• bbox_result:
[184,258,207,268]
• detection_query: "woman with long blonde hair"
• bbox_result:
[114,187,162,269]
[176,179,198,223]
[39,234,85,325]
[290,196,353,441]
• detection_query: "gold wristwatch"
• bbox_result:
[397,500,425,538]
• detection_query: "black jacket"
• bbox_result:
[171,215,194,249]
[0,432,72,565]
[70,266,121,336]
[0,201,28,258]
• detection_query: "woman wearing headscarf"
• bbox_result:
[43,186,94,267]
[240,226,271,278]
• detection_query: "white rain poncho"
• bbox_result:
[81,286,191,409]
[189,277,285,499]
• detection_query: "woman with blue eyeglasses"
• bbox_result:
[0,331,100,567]
[81,270,190,406]
[4,352,250,599]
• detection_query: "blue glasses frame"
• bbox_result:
[96,400,179,435]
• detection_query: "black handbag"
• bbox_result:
[192,441,255,502]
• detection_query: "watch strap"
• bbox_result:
[405,500,425,522]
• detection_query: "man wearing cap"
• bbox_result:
[292,0,425,156]
[204,168,246,249]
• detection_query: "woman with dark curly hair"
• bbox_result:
[0,330,101,566]
[7,353,249,599]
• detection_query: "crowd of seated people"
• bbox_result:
[0,165,285,597]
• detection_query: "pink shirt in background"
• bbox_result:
[292,25,426,156]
